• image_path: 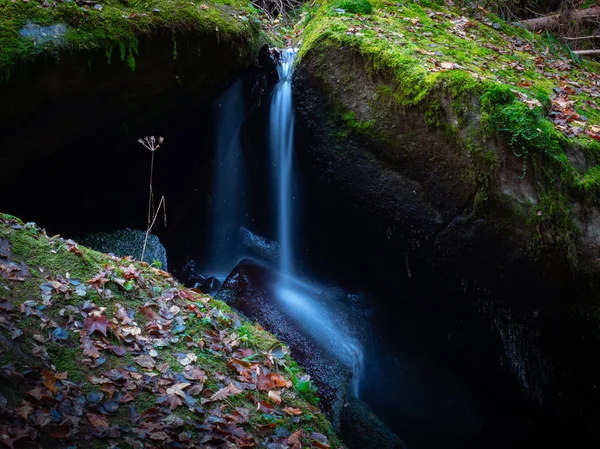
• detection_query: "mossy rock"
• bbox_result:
[78,229,168,270]
[332,0,373,14]
[0,213,343,448]
[295,0,600,281]
[0,0,263,77]
[292,0,600,436]
[0,0,264,189]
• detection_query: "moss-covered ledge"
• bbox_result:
[0,0,262,77]
[0,0,266,187]
[294,0,600,280]
[0,213,342,448]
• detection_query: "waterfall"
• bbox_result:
[269,48,297,279]
[209,79,246,274]
[268,48,364,398]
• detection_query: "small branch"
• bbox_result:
[563,35,600,40]
[518,6,600,31]
[572,49,600,55]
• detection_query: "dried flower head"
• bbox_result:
[138,136,164,152]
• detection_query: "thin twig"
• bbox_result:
[564,35,600,40]
[141,196,166,263]
[573,49,600,55]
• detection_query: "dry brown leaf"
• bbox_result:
[268,390,282,405]
[283,407,303,416]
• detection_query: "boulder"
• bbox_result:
[78,229,167,269]
[292,1,600,440]
[239,226,280,262]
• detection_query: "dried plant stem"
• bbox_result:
[147,151,155,235]
[141,196,166,263]
[138,136,165,263]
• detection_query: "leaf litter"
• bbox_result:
[0,214,341,448]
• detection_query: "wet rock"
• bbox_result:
[178,260,222,294]
[216,258,353,430]
[341,395,405,449]
[196,276,222,295]
[239,226,280,262]
[78,229,167,269]
[19,21,67,46]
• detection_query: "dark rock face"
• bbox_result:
[341,396,405,449]
[0,32,259,186]
[292,46,600,442]
[78,229,167,269]
[239,226,280,262]
[0,30,263,256]
[177,259,223,294]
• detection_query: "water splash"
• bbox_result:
[209,80,246,273]
[269,48,363,397]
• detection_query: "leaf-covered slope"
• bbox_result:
[0,0,262,75]
[299,0,600,142]
[295,0,600,273]
[0,214,341,448]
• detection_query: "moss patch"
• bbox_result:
[295,0,600,272]
[0,0,262,77]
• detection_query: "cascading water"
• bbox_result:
[269,48,364,398]
[269,48,297,279]
[209,79,246,274]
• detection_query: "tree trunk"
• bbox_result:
[519,6,600,31]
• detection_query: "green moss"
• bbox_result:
[48,343,88,384]
[332,0,373,14]
[339,111,374,137]
[0,0,262,77]
[297,0,600,271]
[0,214,342,447]
[10,226,106,281]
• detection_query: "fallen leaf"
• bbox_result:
[157,394,183,410]
[257,373,290,392]
[268,390,282,405]
[183,366,206,381]
[43,370,60,394]
[86,412,110,428]
[166,382,191,398]
[256,401,274,414]
[15,402,34,420]
[208,383,242,402]
[134,354,156,370]
[139,305,159,320]
[84,315,108,337]
[80,334,101,358]
[288,429,303,447]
